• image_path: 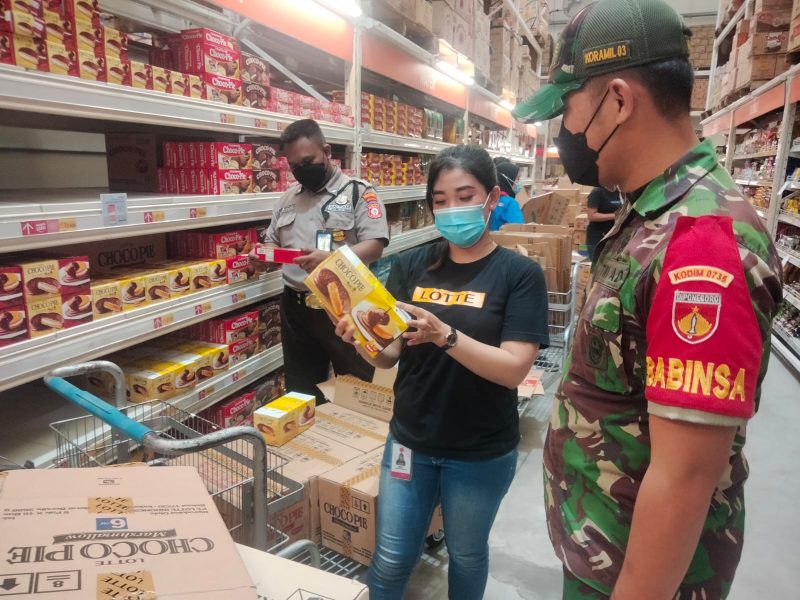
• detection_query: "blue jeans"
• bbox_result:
[368,435,518,600]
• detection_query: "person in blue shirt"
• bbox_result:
[489,159,525,231]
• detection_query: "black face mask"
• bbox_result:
[292,159,328,192]
[555,89,620,187]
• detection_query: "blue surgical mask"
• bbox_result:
[513,182,522,194]
[501,173,522,197]
[434,194,491,248]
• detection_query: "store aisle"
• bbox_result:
[404,353,800,599]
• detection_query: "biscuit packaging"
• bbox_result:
[226,254,256,284]
[0,8,45,37]
[229,334,259,366]
[240,52,269,85]
[90,278,123,318]
[6,257,60,301]
[198,142,253,170]
[207,258,227,286]
[254,392,316,447]
[33,253,90,295]
[0,265,24,309]
[198,309,259,344]
[59,290,92,327]
[256,247,304,264]
[139,268,171,303]
[77,47,105,81]
[46,40,77,75]
[105,55,131,85]
[151,65,171,93]
[130,60,152,89]
[25,294,63,338]
[202,72,242,105]
[172,340,230,376]
[114,270,147,310]
[103,26,127,61]
[305,246,410,357]
[123,358,192,403]
[0,304,28,347]
[188,261,211,292]
[207,390,257,428]
[0,32,47,70]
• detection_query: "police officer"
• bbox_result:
[514,1,783,599]
[254,119,389,401]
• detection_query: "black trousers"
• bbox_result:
[280,287,375,403]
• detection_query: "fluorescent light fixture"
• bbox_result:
[547,146,558,153]
[499,100,514,110]
[314,0,362,18]
[534,121,542,126]
[435,60,474,87]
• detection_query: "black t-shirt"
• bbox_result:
[586,187,622,249]
[385,244,550,460]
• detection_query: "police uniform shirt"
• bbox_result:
[265,165,390,290]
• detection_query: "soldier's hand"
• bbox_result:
[248,243,269,273]
[294,249,331,273]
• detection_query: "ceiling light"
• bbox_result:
[314,0,362,18]
[435,60,474,87]
[534,121,542,126]
[547,146,558,154]
[499,100,514,110]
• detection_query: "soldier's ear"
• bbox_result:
[608,78,634,126]
[323,144,332,158]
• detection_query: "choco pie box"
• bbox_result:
[305,246,410,358]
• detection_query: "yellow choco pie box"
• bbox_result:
[254,392,316,447]
[305,246,410,357]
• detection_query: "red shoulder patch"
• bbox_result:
[645,216,761,420]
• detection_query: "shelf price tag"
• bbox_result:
[100,193,129,227]
[220,112,236,124]
[189,207,207,219]
[232,368,246,383]
[20,218,76,236]
[144,211,166,224]
[198,385,216,402]
[254,118,269,129]
[231,291,247,304]
[153,314,175,330]
[194,302,213,316]
[58,218,77,232]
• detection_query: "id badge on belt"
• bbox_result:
[390,442,412,480]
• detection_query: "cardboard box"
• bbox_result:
[0,7,45,37]
[151,65,171,93]
[750,9,792,32]
[794,0,800,19]
[240,51,270,85]
[305,246,410,358]
[124,357,195,402]
[25,294,62,337]
[236,543,368,599]
[789,13,800,50]
[318,448,384,566]
[254,391,316,447]
[59,289,92,326]
[256,246,304,264]
[313,402,389,453]
[106,133,158,192]
[7,257,60,301]
[209,390,257,428]
[115,271,147,310]
[173,340,230,374]
[179,35,240,78]
[749,30,789,53]
[202,72,243,105]
[226,254,256,284]
[319,370,396,422]
[0,303,28,347]
[0,466,257,599]
[46,39,77,75]
[280,428,365,543]
[130,60,152,88]
[105,54,130,86]
[197,141,253,170]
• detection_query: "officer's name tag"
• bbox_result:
[595,255,629,290]
[390,442,412,480]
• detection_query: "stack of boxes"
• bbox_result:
[361,153,424,187]
[788,0,800,52]
[239,52,270,109]
[490,24,515,95]
[270,87,354,126]
[253,143,295,193]
[158,141,254,195]
[0,253,91,347]
[353,92,425,138]
[431,0,473,58]
[175,27,242,105]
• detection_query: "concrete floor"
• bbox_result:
[403,353,800,599]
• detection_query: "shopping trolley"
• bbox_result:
[44,360,303,555]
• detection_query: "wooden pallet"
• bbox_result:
[364,0,437,54]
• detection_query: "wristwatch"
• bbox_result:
[443,327,458,350]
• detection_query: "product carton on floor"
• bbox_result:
[317,449,443,567]
[314,402,390,452]
[0,466,256,599]
[280,429,364,544]
[236,543,368,599]
[318,366,397,422]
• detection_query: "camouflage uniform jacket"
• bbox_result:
[544,140,783,597]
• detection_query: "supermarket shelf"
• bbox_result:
[772,326,800,376]
[783,180,800,191]
[755,207,768,222]
[778,211,800,229]
[0,64,355,145]
[376,185,426,205]
[785,289,800,312]
[732,150,777,160]
[0,272,283,392]
[385,225,440,255]
[362,130,454,154]
[486,148,536,165]
[21,346,284,469]
[777,245,800,268]
[0,188,279,252]
[178,344,284,416]
[735,179,773,187]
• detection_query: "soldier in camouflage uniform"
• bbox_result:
[514,1,783,598]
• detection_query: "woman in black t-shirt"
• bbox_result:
[586,186,622,260]
[335,145,550,599]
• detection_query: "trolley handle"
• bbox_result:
[44,376,151,443]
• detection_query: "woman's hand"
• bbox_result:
[396,302,449,348]
[334,316,359,346]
